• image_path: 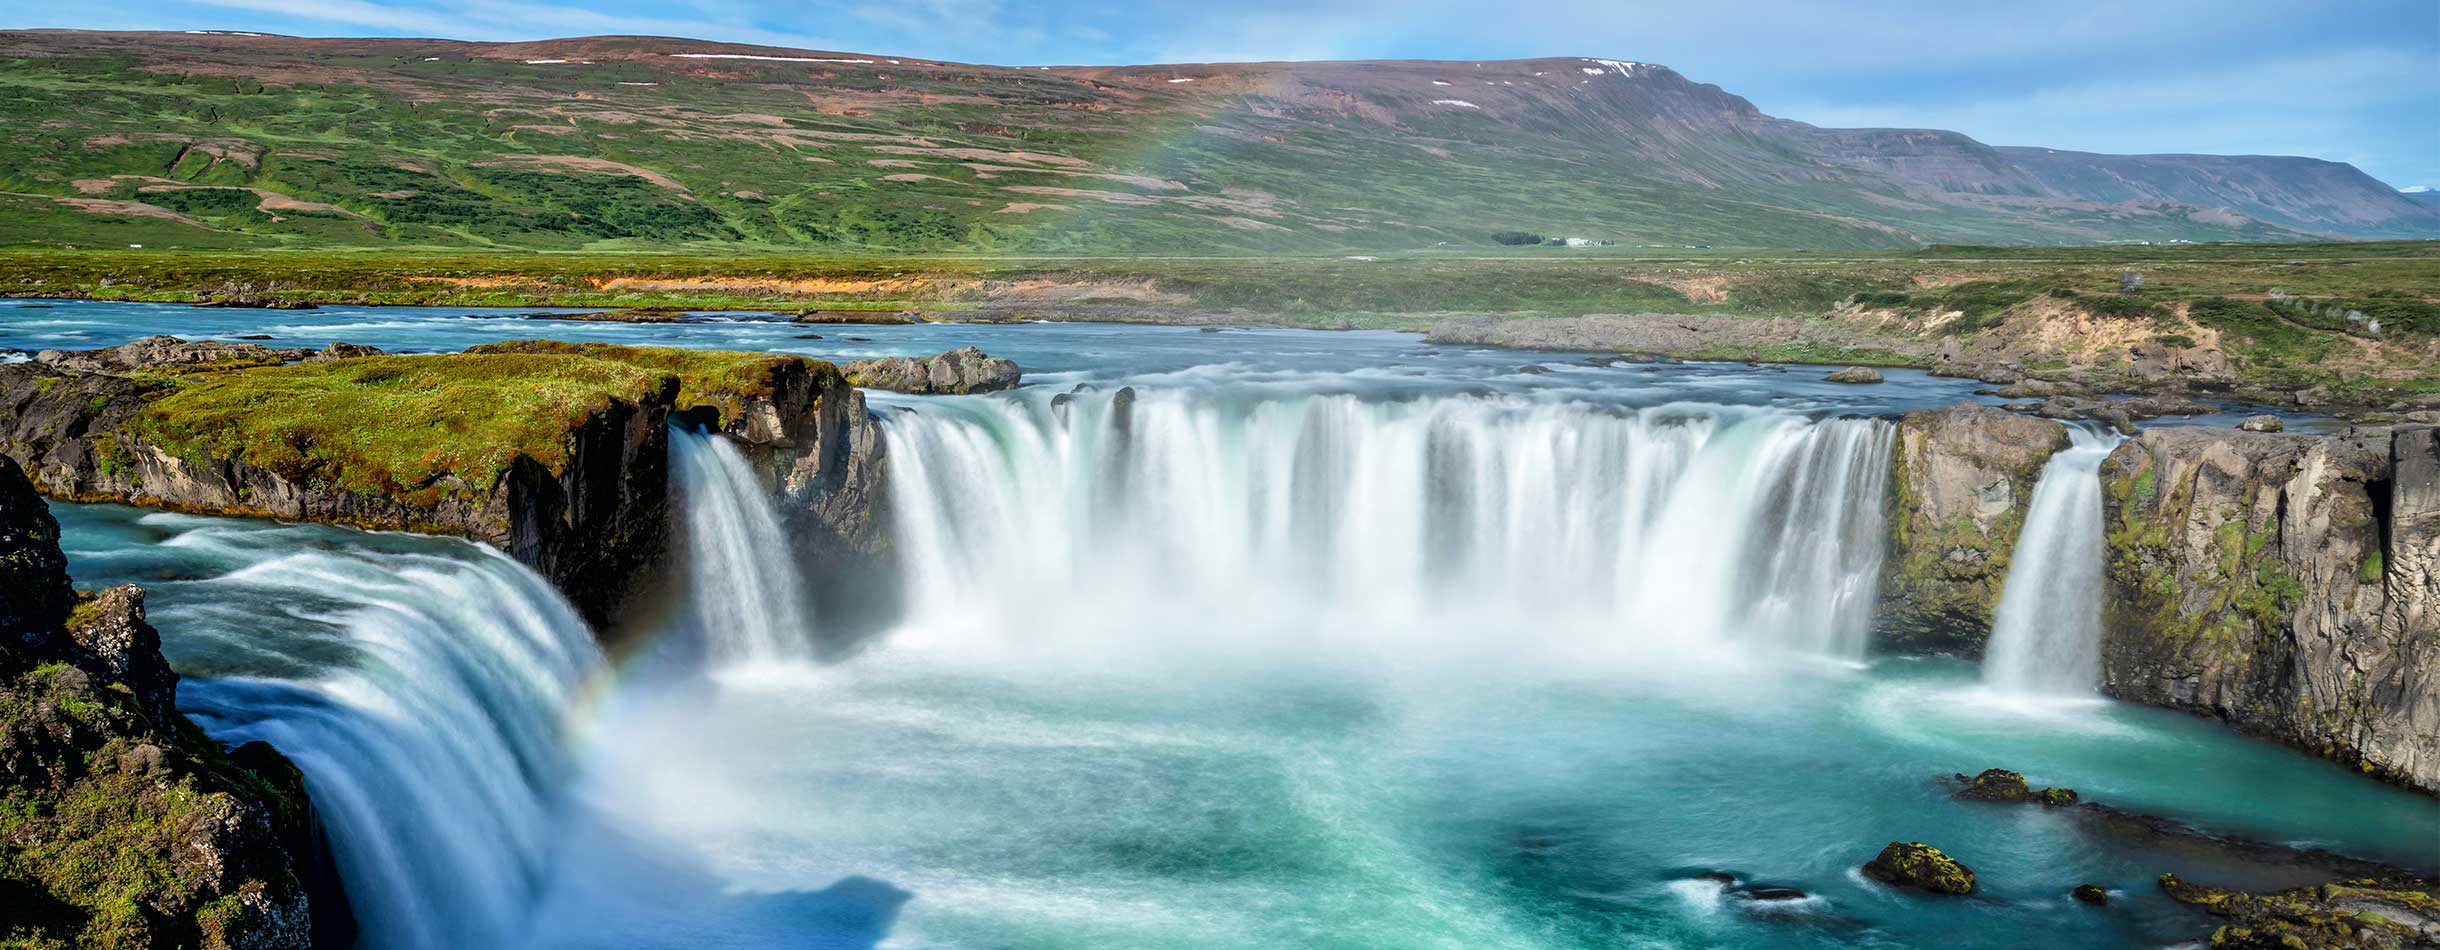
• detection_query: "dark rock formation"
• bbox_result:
[2099,426,2438,792]
[1861,842,1976,895]
[842,347,1021,395]
[680,356,892,635]
[1824,366,1883,383]
[1949,768,2079,805]
[2071,884,2109,905]
[0,339,892,631]
[0,455,338,949]
[0,356,673,628]
[1877,402,2072,655]
[2158,873,2440,949]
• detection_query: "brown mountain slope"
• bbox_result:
[0,30,2429,251]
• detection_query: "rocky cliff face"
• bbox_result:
[0,454,341,949]
[680,357,894,638]
[1876,402,2072,655]
[2098,425,2438,791]
[0,337,895,632]
[0,352,673,628]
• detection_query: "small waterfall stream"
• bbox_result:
[671,427,814,664]
[1982,431,2117,694]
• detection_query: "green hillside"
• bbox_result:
[0,31,2431,254]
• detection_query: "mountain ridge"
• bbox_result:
[0,29,2430,251]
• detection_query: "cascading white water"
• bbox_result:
[1982,431,2116,694]
[170,538,602,950]
[881,389,1894,659]
[671,428,813,664]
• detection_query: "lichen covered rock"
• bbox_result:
[2099,425,2438,792]
[1876,402,2072,655]
[2159,873,2440,949]
[1861,841,1976,895]
[1824,366,1884,384]
[1950,768,2079,805]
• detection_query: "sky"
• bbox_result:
[9,0,2437,187]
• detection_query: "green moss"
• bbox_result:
[126,353,672,505]
[460,340,825,419]
[119,344,816,508]
[1861,841,1976,895]
[2359,549,2385,585]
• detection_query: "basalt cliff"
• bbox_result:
[1881,404,2439,792]
[0,336,886,628]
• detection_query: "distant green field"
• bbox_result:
[3,241,2432,318]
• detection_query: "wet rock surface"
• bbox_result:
[2159,873,2440,950]
[1949,768,2079,805]
[1876,402,2072,656]
[1861,842,1976,895]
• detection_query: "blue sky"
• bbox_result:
[13,0,2437,187]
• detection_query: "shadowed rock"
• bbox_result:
[1861,842,1976,895]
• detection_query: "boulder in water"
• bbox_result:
[1861,842,1976,895]
[2238,414,2284,432]
[2071,884,2109,905]
[1950,768,2079,805]
[842,347,1022,395]
[1953,768,2033,801]
[1824,366,1883,384]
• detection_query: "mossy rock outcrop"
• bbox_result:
[2159,873,2440,949]
[2099,425,2439,793]
[0,455,340,949]
[0,337,888,628]
[1950,768,2079,805]
[1876,402,2071,656]
[1861,841,1976,895]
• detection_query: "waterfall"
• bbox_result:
[170,539,602,950]
[671,427,813,664]
[1982,431,2116,694]
[881,389,1894,658]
